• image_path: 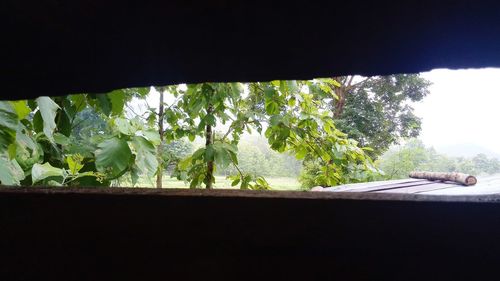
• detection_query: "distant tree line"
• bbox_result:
[216,136,302,178]
[378,139,500,179]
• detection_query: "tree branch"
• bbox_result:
[346,75,355,88]
[221,125,235,141]
[231,160,244,178]
[347,77,371,91]
[126,104,148,120]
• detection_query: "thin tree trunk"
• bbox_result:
[205,105,214,189]
[332,76,346,118]
[332,75,355,118]
[333,86,346,118]
[156,88,165,188]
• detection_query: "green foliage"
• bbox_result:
[0,80,380,190]
[298,160,323,189]
[227,174,271,190]
[31,155,103,186]
[0,88,157,187]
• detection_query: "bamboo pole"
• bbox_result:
[409,171,477,186]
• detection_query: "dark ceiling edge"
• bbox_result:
[1,187,500,203]
[5,1,500,99]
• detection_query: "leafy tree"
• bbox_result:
[248,80,379,187]
[161,80,379,189]
[326,75,431,156]
[165,83,272,190]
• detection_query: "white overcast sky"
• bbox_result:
[415,68,500,154]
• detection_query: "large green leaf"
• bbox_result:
[32,162,63,184]
[114,118,137,136]
[230,83,243,98]
[36,96,60,142]
[204,114,216,126]
[286,80,298,94]
[0,102,20,130]
[32,111,43,133]
[95,137,132,179]
[213,144,232,169]
[205,144,215,162]
[265,100,279,115]
[0,154,25,185]
[0,101,19,153]
[295,145,308,160]
[141,129,161,145]
[15,130,43,170]
[131,136,158,177]
[130,164,140,186]
[69,94,87,112]
[133,87,150,97]
[57,110,72,137]
[191,148,205,162]
[53,133,70,146]
[231,178,240,186]
[66,155,84,175]
[108,90,126,116]
[96,94,112,116]
[9,100,31,120]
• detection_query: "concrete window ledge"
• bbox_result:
[2,186,500,203]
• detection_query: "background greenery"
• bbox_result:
[378,138,500,179]
[4,74,493,191]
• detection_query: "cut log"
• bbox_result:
[409,171,477,186]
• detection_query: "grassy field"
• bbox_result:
[119,176,302,191]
